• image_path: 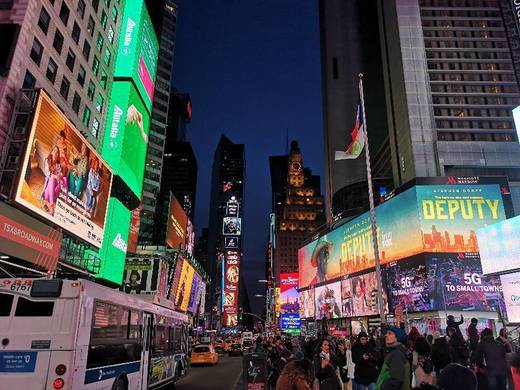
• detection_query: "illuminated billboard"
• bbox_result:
[315,281,342,320]
[185,219,195,255]
[299,184,506,289]
[299,288,315,319]
[500,272,520,324]
[280,314,301,334]
[102,82,150,198]
[223,217,241,235]
[115,0,159,112]
[127,202,142,254]
[174,259,195,312]
[188,272,202,313]
[166,193,188,249]
[122,256,169,297]
[348,270,388,317]
[280,273,299,315]
[15,90,112,248]
[477,215,520,275]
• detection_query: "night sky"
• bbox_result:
[172,0,324,315]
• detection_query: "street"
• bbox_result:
[174,355,243,390]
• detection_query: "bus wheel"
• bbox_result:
[111,377,127,390]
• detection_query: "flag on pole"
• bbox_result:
[335,101,365,160]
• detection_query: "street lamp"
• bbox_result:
[254,294,266,298]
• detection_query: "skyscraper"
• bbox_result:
[320,0,520,218]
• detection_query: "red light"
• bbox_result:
[55,364,66,375]
[53,378,64,389]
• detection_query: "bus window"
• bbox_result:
[91,301,124,341]
[153,324,168,354]
[128,310,142,339]
[0,293,14,316]
[14,297,54,317]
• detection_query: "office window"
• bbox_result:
[82,106,91,127]
[30,38,43,66]
[100,69,108,89]
[53,29,64,54]
[87,80,95,101]
[96,32,104,52]
[96,94,104,113]
[107,26,115,44]
[101,11,107,29]
[72,92,81,113]
[83,40,91,61]
[111,6,118,23]
[103,48,111,66]
[60,76,70,100]
[59,2,69,25]
[22,70,36,89]
[92,56,99,76]
[46,58,58,83]
[77,65,86,86]
[87,16,95,37]
[72,22,81,44]
[91,118,99,137]
[38,7,51,34]
[77,0,85,18]
[66,49,75,71]
[92,0,99,13]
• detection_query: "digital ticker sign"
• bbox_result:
[299,184,507,289]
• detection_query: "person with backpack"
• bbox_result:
[375,326,411,390]
[412,337,435,386]
[447,327,469,366]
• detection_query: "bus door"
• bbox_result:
[140,312,152,389]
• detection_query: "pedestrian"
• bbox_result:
[425,335,433,347]
[446,315,464,340]
[352,332,378,390]
[447,327,469,366]
[276,355,314,390]
[336,340,351,388]
[412,337,435,386]
[436,363,477,390]
[407,327,421,352]
[472,328,508,390]
[431,333,451,375]
[375,326,411,390]
[511,352,520,390]
[314,338,343,390]
[496,328,513,354]
[467,318,479,353]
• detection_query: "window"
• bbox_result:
[38,7,51,34]
[129,311,141,339]
[0,293,14,316]
[59,2,70,25]
[82,106,91,126]
[96,93,104,113]
[30,38,43,66]
[83,40,91,61]
[77,65,86,86]
[60,76,70,99]
[53,29,64,54]
[107,26,114,43]
[92,0,99,13]
[66,49,76,71]
[72,92,81,113]
[96,32,104,52]
[92,55,99,76]
[101,11,107,29]
[87,15,95,37]
[100,69,108,89]
[103,48,111,66]
[91,117,99,137]
[72,22,81,44]
[15,297,54,316]
[46,58,58,83]
[111,6,118,22]
[22,70,36,88]
[87,80,95,101]
[77,0,86,18]
[91,302,124,340]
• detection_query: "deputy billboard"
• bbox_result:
[15,90,112,248]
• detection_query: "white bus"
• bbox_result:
[0,278,190,389]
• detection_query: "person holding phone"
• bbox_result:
[314,339,342,390]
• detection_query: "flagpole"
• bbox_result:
[358,73,386,325]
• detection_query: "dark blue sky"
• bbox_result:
[172,0,324,315]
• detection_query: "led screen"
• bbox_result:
[165,193,188,249]
[299,288,315,319]
[188,272,202,313]
[280,313,301,334]
[223,217,241,235]
[15,91,113,248]
[500,272,520,324]
[348,270,389,317]
[280,273,299,314]
[102,82,151,198]
[477,215,520,275]
[299,184,506,289]
[174,259,195,312]
[315,281,342,320]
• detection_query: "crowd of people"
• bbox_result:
[254,315,520,390]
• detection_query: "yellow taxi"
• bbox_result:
[223,338,233,352]
[190,344,219,366]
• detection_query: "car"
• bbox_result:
[223,338,233,352]
[214,338,225,352]
[191,344,219,366]
[229,343,243,357]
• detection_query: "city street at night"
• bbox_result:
[174,356,243,390]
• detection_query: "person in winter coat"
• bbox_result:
[511,352,520,390]
[336,340,351,386]
[437,363,477,390]
[276,357,314,390]
[447,327,469,366]
[406,327,421,352]
[314,338,343,390]
[412,337,435,386]
[446,315,464,340]
[472,328,508,390]
[375,326,411,390]
[431,334,451,375]
[352,332,379,389]
[467,318,479,353]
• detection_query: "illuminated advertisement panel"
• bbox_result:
[188,272,202,313]
[222,250,240,327]
[299,288,315,319]
[169,256,184,301]
[127,202,142,254]
[500,272,520,324]
[15,91,112,248]
[166,193,188,249]
[223,312,238,327]
[477,215,520,275]
[122,257,169,297]
[280,314,301,334]
[224,251,240,292]
[280,273,299,315]
[348,270,389,317]
[225,236,240,249]
[102,82,150,198]
[299,184,506,289]
[185,219,195,256]
[115,0,159,112]
[315,281,342,320]
[223,217,241,235]
[174,259,195,312]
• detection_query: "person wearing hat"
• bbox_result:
[375,326,411,390]
[467,317,479,352]
[352,331,379,389]
[310,237,334,286]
